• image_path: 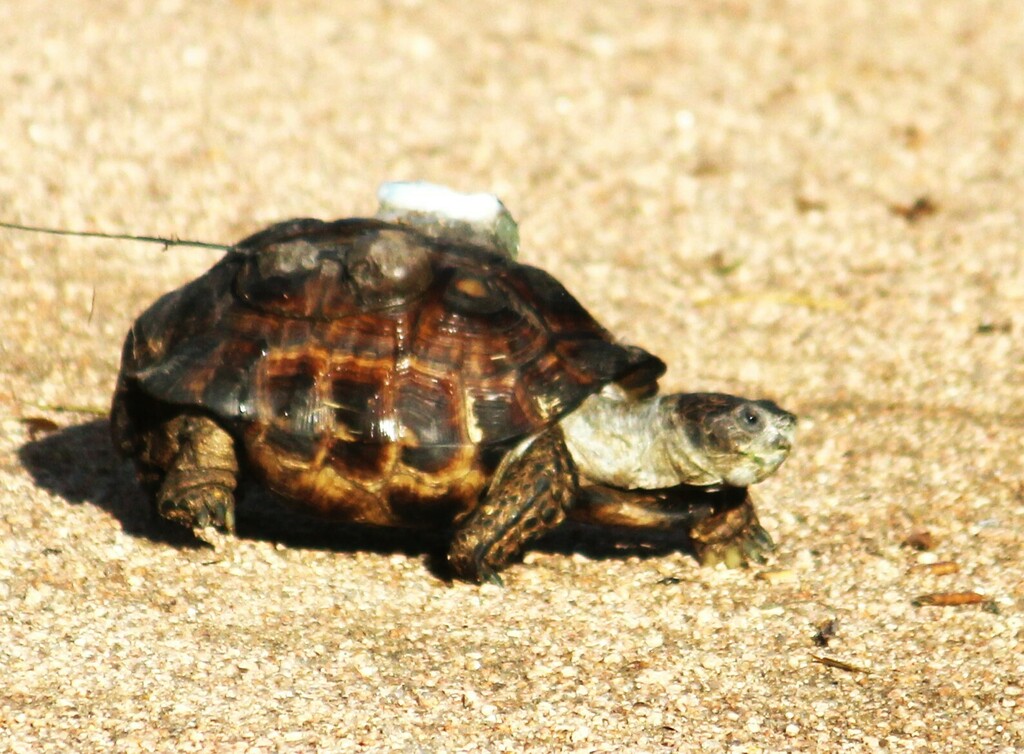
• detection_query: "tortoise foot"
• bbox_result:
[690,497,775,568]
[447,541,506,586]
[158,482,237,535]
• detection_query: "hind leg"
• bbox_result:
[448,427,577,584]
[134,413,239,537]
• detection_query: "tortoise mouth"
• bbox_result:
[721,447,791,487]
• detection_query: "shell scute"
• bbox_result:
[262,423,320,462]
[234,220,436,319]
[114,219,664,523]
[263,362,320,430]
[327,437,394,484]
[395,375,464,474]
[464,385,534,448]
[328,372,388,442]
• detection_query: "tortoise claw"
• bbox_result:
[741,535,769,565]
[447,547,506,586]
[158,484,236,537]
[699,547,724,568]
[478,566,505,588]
[696,539,762,569]
[751,524,776,553]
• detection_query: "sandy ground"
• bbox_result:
[1,1,1022,751]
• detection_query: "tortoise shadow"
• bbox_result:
[19,420,694,578]
[18,419,153,536]
[17,420,444,558]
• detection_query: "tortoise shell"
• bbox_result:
[111,218,665,527]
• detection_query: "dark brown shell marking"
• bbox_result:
[112,219,664,526]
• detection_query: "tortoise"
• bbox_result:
[111,186,796,582]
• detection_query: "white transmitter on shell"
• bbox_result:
[375,180,520,259]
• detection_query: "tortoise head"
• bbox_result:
[671,393,797,487]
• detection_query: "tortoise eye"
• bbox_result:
[741,409,761,428]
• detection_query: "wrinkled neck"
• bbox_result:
[560,393,718,489]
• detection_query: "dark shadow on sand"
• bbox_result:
[19,420,698,580]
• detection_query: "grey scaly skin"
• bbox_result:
[560,390,796,491]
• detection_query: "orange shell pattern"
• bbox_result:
[112,219,664,526]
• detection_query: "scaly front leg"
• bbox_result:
[448,426,578,584]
